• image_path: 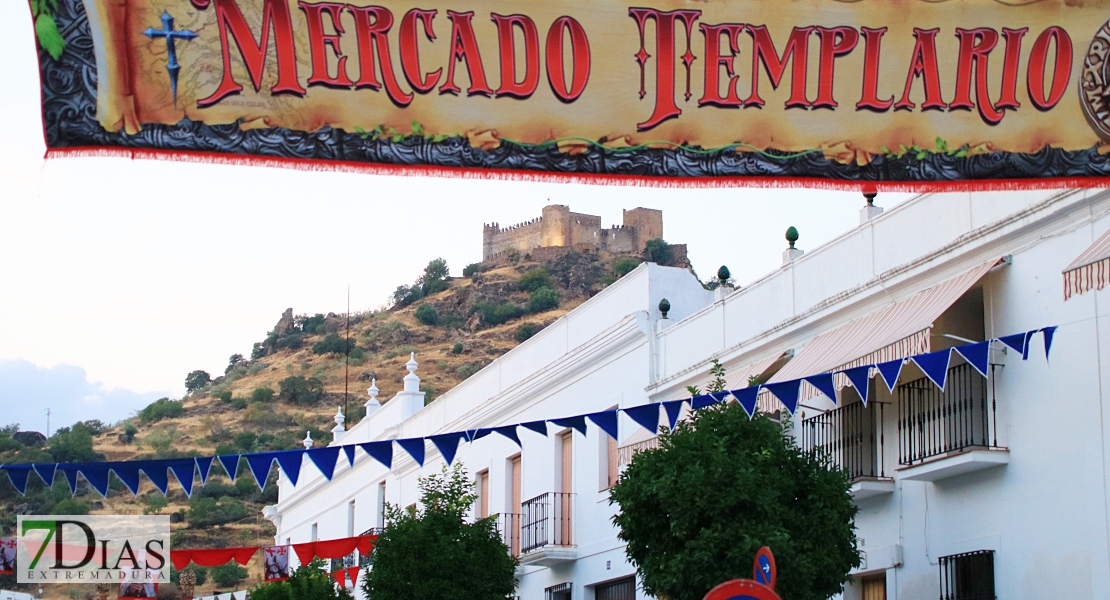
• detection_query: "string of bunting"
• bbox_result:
[0,327,1056,498]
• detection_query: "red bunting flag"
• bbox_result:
[344,567,360,587]
[170,547,258,570]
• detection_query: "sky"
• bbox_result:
[0,3,910,434]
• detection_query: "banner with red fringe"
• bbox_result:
[169,535,374,571]
[29,0,1110,188]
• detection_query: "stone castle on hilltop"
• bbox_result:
[483,204,685,264]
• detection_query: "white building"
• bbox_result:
[267,190,1110,600]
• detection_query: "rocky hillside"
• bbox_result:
[0,246,682,599]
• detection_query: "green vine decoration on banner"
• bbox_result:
[354,121,451,143]
[880,136,991,160]
[31,0,66,60]
[501,136,823,159]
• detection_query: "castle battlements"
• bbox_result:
[481,204,675,264]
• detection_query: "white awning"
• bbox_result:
[767,259,999,389]
[1064,229,1110,300]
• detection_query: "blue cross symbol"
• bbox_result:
[143,11,197,103]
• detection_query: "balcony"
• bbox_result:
[519,492,577,566]
[897,363,1007,482]
[802,400,893,500]
[495,512,522,557]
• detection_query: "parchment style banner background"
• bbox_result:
[32,0,1110,188]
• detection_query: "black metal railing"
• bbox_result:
[801,400,885,480]
[358,528,383,567]
[939,550,995,600]
[495,512,522,556]
[897,363,998,466]
[545,582,573,600]
[521,492,574,553]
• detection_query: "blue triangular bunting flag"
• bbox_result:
[587,410,619,441]
[804,374,838,404]
[57,465,80,495]
[876,359,905,393]
[33,463,56,487]
[998,333,1026,356]
[472,428,495,441]
[138,461,170,495]
[307,447,341,481]
[550,416,587,436]
[274,451,304,487]
[1023,330,1035,360]
[765,380,801,415]
[342,445,356,468]
[1042,326,1057,360]
[463,429,481,442]
[662,400,685,430]
[493,425,522,448]
[2,465,31,494]
[690,394,717,409]
[196,456,214,484]
[396,438,425,466]
[168,460,196,497]
[842,366,872,406]
[360,442,393,469]
[429,433,465,465]
[111,463,142,496]
[79,464,111,497]
[729,387,760,418]
[954,341,990,377]
[245,453,277,491]
[913,348,953,390]
[623,403,662,434]
[217,454,241,482]
[520,421,549,437]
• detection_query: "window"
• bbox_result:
[939,550,995,600]
[860,573,886,600]
[545,582,572,600]
[377,481,386,528]
[596,577,636,600]
[600,416,619,490]
[478,470,490,519]
[897,364,996,466]
[801,384,885,481]
[347,500,355,537]
[310,523,318,541]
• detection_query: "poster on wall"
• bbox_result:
[28,0,1110,189]
[262,545,290,582]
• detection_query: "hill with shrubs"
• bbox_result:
[0,241,690,600]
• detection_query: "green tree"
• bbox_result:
[278,376,325,405]
[312,333,356,355]
[51,498,90,515]
[363,464,517,600]
[252,387,275,403]
[251,559,352,600]
[185,370,212,393]
[644,238,673,265]
[48,423,103,463]
[517,268,552,292]
[528,287,560,312]
[415,304,438,326]
[613,257,641,277]
[138,398,184,424]
[211,562,249,587]
[514,323,535,342]
[226,354,246,375]
[609,402,860,600]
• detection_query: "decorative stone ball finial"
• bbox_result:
[406,352,418,374]
[717,265,731,283]
[334,406,345,427]
[302,431,314,449]
[863,192,877,206]
[658,298,671,319]
[366,378,380,403]
[785,226,799,249]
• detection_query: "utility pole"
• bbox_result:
[46,408,51,437]
[344,285,350,429]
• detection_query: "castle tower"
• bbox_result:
[483,222,498,261]
[541,204,572,248]
[623,207,664,252]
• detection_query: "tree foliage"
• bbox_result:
[613,257,641,277]
[363,464,517,600]
[185,370,212,393]
[517,268,552,292]
[278,376,325,405]
[251,559,352,600]
[528,287,560,312]
[609,402,860,600]
[139,398,184,424]
[415,304,438,326]
[47,422,104,463]
[644,238,673,265]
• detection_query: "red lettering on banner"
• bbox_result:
[545,16,591,102]
[1027,26,1072,111]
[440,11,493,96]
[745,26,813,109]
[856,27,893,111]
[348,6,413,106]
[950,28,1002,124]
[698,23,745,108]
[813,26,858,109]
[191,0,305,107]
[298,2,353,88]
[895,28,946,111]
[629,8,702,130]
[491,14,540,98]
[996,27,1027,111]
[398,9,441,94]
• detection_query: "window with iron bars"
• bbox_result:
[358,528,383,568]
[801,396,886,481]
[897,363,999,466]
[545,582,572,600]
[939,550,995,600]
